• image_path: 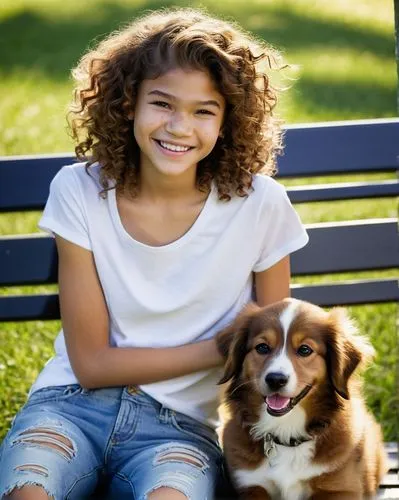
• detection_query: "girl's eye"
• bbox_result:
[255,343,271,355]
[196,109,215,116]
[297,345,313,357]
[151,101,170,109]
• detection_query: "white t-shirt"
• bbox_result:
[31,163,308,427]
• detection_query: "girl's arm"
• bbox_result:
[254,256,291,307]
[55,235,223,389]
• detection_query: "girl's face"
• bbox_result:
[131,67,225,183]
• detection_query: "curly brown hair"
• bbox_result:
[69,7,286,201]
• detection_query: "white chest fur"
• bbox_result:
[234,440,328,500]
[234,406,329,499]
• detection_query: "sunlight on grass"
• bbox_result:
[282,0,394,31]
[0,320,61,432]
[349,303,398,441]
[0,212,42,235]
[295,198,397,224]
[295,49,394,82]
[0,73,73,155]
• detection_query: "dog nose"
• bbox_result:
[265,372,289,390]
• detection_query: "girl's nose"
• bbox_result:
[165,112,193,137]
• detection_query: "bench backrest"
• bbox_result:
[1,118,398,321]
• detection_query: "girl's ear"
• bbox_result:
[127,111,134,121]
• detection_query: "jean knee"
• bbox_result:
[142,443,218,500]
[0,419,80,499]
[153,443,211,473]
[10,424,76,462]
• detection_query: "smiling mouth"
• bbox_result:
[154,139,194,153]
[265,385,313,417]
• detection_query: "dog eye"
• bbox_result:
[255,343,271,355]
[297,345,313,357]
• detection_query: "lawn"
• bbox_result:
[0,0,398,442]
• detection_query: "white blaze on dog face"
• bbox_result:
[262,300,301,395]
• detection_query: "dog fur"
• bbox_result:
[216,298,386,500]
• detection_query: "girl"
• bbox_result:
[0,8,308,500]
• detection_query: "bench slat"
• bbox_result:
[291,279,399,306]
[378,490,399,499]
[367,442,398,498]
[0,154,74,212]
[0,294,60,322]
[278,118,399,177]
[292,219,399,275]
[381,472,399,486]
[1,278,397,322]
[0,235,58,286]
[1,219,397,286]
[386,443,399,472]
[286,180,399,203]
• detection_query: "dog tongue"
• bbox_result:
[266,394,290,410]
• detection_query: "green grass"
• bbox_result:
[0,0,398,442]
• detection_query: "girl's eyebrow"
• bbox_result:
[147,89,221,109]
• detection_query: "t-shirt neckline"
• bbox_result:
[109,182,217,251]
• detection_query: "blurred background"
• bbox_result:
[0,0,397,155]
[0,0,397,442]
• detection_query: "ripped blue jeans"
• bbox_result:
[0,385,224,499]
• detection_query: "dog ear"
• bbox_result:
[216,302,260,385]
[326,308,374,400]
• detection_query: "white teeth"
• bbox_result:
[159,141,191,152]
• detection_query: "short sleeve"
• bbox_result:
[38,165,92,250]
[253,179,308,272]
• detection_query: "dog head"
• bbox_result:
[217,298,373,418]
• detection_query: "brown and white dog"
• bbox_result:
[216,298,386,500]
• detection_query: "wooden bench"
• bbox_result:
[1,117,398,497]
